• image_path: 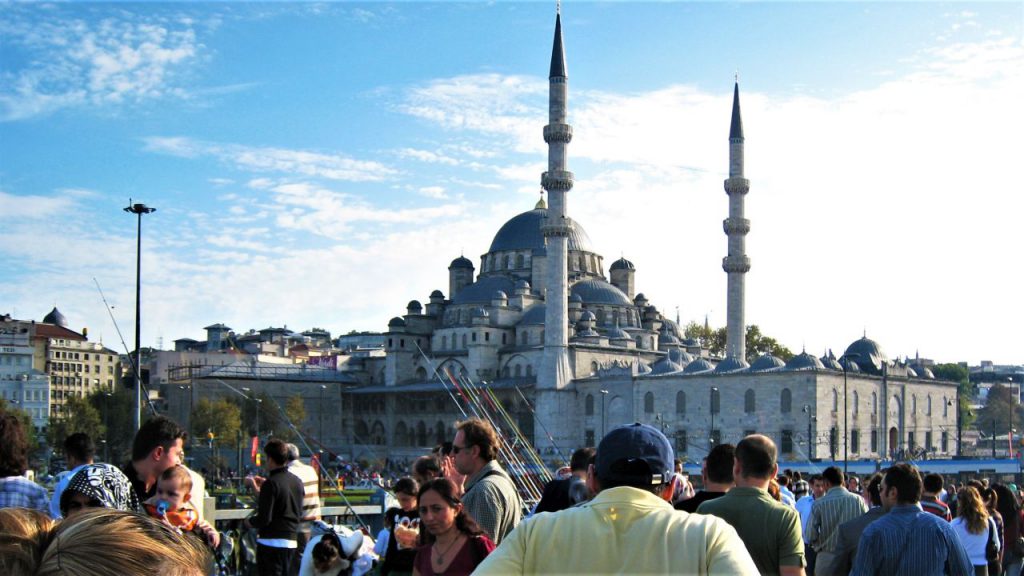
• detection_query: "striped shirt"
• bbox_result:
[287,460,321,525]
[851,504,972,576]
[806,486,868,553]
[920,495,952,521]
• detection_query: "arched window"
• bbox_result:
[461,333,467,348]
[514,365,522,377]
[416,421,427,447]
[744,389,756,413]
[520,331,528,345]
[526,365,533,377]
[435,421,447,445]
[415,367,427,381]
[832,389,839,412]
[644,392,654,414]
[596,310,606,325]
[872,392,878,415]
[585,394,595,416]
[515,254,525,269]
[506,254,514,269]
[355,420,369,439]
[781,388,792,413]
[676,391,686,414]
[853,391,859,415]
[591,361,599,375]
[502,366,510,378]
[711,388,720,414]
[441,335,448,349]
[944,397,949,417]
[912,395,918,414]
[927,395,932,416]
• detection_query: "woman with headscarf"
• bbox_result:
[59,462,141,517]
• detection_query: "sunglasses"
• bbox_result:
[452,444,472,454]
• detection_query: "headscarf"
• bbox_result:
[60,463,141,516]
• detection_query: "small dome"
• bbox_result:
[648,357,684,375]
[452,276,516,305]
[573,326,600,338]
[515,279,530,290]
[406,300,422,312]
[659,325,680,345]
[820,355,844,371]
[569,293,583,303]
[750,353,786,372]
[606,326,631,340]
[715,356,749,373]
[610,257,635,271]
[580,310,596,322]
[430,289,445,299]
[843,336,889,373]
[784,352,825,371]
[839,356,861,373]
[43,306,68,327]
[388,317,406,328]
[683,358,715,374]
[449,255,474,269]
[471,307,489,318]
[634,293,647,303]
[492,290,508,300]
[636,362,652,374]
[682,337,700,348]
[519,305,546,325]
[667,348,694,366]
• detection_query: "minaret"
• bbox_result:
[537,8,574,454]
[723,81,750,362]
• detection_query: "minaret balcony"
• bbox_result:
[724,177,750,195]
[542,170,574,192]
[723,217,751,235]
[722,255,751,273]
[541,216,575,238]
[543,124,573,144]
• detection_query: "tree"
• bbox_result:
[283,394,307,442]
[47,395,103,456]
[0,398,40,453]
[933,363,977,430]
[682,322,793,363]
[191,398,242,449]
[977,383,1022,440]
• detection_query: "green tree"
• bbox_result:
[976,383,1022,447]
[47,395,103,455]
[191,398,242,449]
[744,325,794,363]
[933,363,976,430]
[282,394,307,441]
[0,398,40,453]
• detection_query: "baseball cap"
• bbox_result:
[595,423,674,485]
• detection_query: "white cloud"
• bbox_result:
[0,190,81,219]
[418,186,448,199]
[144,136,398,182]
[0,9,201,120]
[397,147,459,166]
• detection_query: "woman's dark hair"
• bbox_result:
[394,477,419,497]
[0,413,29,477]
[311,532,345,573]
[416,478,484,545]
[993,484,1020,534]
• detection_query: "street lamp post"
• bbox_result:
[710,387,719,448]
[839,353,860,477]
[319,384,327,450]
[124,201,156,432]
[178,384,194,445]
[949,398,962,457]
[241,387,262,444]
[103,391,112,462]
[600,389,609,439]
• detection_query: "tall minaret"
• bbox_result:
[537,8,574,453]
[723,81,750,362]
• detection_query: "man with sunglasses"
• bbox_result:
[451,417,523,545]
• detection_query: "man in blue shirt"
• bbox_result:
[851,463,972,576]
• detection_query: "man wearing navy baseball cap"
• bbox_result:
[475,423,758,574]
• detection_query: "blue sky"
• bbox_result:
[1,2,1021,365]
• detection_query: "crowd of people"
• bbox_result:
[4,405,1024,575]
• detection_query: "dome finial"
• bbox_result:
[535,187,547,209]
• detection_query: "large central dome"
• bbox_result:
[488,208,595,253]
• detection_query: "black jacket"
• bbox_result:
[250,467,304,541]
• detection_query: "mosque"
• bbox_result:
[341,10,958,466]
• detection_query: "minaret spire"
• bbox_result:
[723,80,751,363]
[538,6,575,454]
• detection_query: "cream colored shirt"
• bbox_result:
[474,485,759,575]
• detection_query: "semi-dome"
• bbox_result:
[518,304,547,325]
[452,276,516,305]
[515,279,531,290]
[570,279,632,306]
[406,300,422,312]
[606,325,631,340]
[43,306,68,327]
[569,293,583,303]
[610,257,635,271]
[715,356,749,373]
[750,353,786,372]
[784,352,825,371]
[388,317,406,328]
[429,289,445,299]
[843,336,888,373]
[449,255,474,269]
[669,348,695,365]
[492,290,508,300]
[579,310,596,322]
[683,358,715,374]
[488,208,594,253]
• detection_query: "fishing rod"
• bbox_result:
[511,382,568,464]
[93,278,157,415]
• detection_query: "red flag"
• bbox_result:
[250,436,259,462]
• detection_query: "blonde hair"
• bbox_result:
[958,486,990,534]
[0,508,211,576]
[159,465,194,496]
